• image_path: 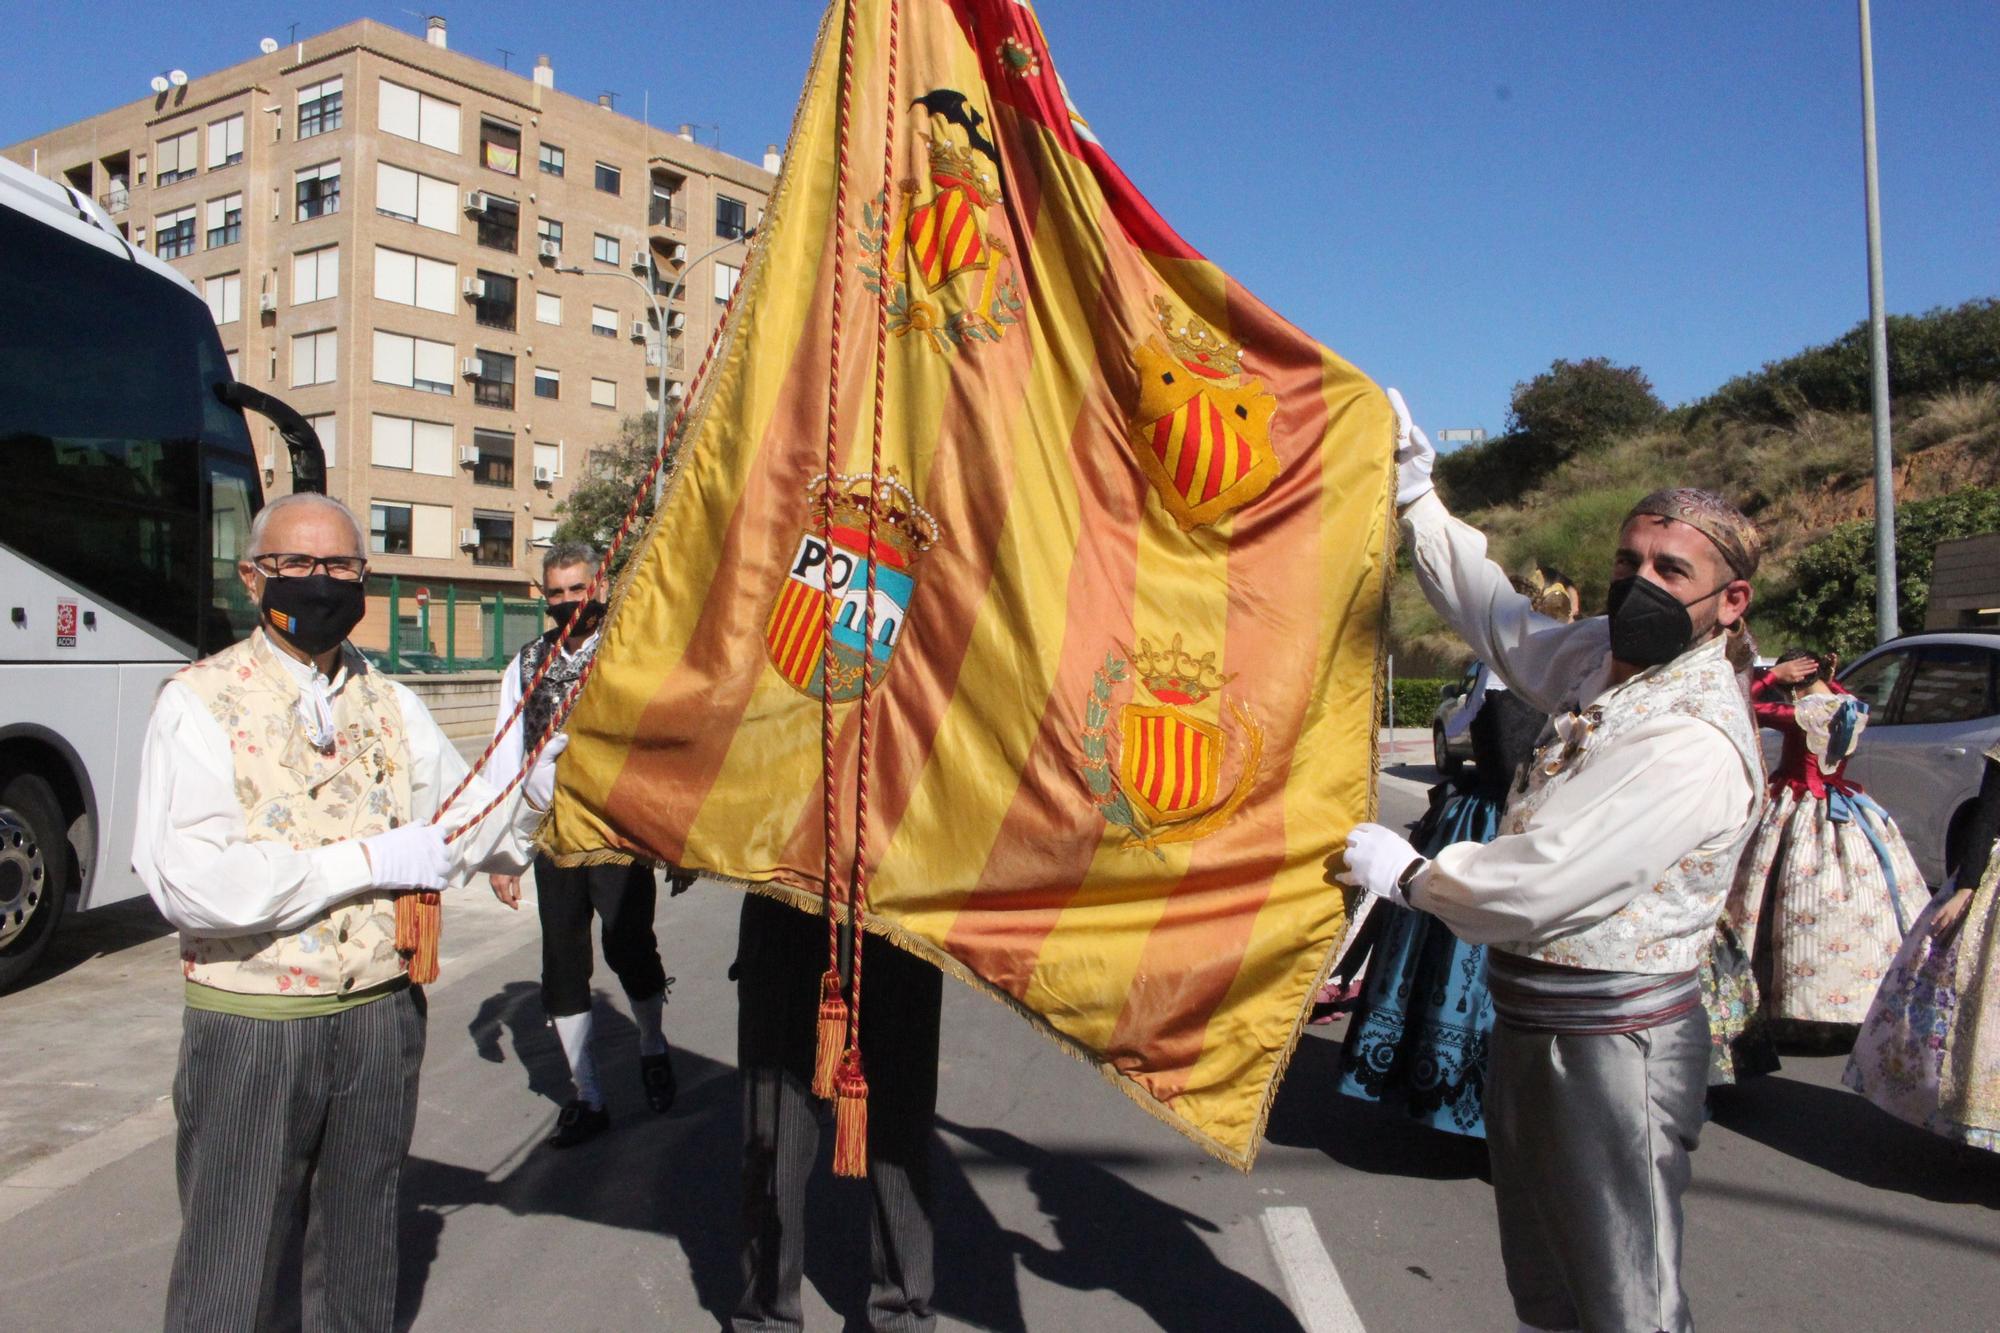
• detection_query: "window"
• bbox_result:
[373,331,455,395]
[375,163,457,232]
[472,270,517,330]
[531,517,559,546]
[225,349,241,378]
[593,233,619,266]
[714,261,741,304]
[590,377,617,409]
[649,174,685,228]
[292,246,339,304]
[534,442,561,478]
[373,246,456,314]
[370,414,454,474]
[304,413,337,468]
[378,79,460,153]
[472,510,515,566]
[155,130,199,185]
[479,119,521,175]
[1897,646,1998,725]
[538,143,565,177]
[535,290,562,326]
[205,114,245,169]
[298,77,343,139]
[716,194,748,240]
[291,329,337,386]
[156,207,196,259]
[1839,651,1911,719]
[295,161,341,220]
[534,366,560,400]
[590,304,618,338]
[472,350,515,409]
[203,272,242,325]
[475,196,519,253]
[204,192,243,248]
[473,429,514,487]
[594,162,621,195]
[536,216,563,254]
[371,502,413,554]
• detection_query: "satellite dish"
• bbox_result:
[168,69,189,87]
[260,37,279,54]
[150,75,171,93]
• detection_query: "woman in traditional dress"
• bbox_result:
[1844,742,2000,1151]
[1732,649,1924,1043]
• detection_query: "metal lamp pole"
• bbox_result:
[1859,0,1898,642]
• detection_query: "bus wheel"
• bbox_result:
[0,773,69,991]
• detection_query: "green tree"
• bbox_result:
[552,411,666,577]
[1768,486,2000,658]
[1506,357,1664,459]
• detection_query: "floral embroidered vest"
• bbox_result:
[173,631,415,998]
[1499,635,1763,975]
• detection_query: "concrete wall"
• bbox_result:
[1924,533,2000,630]
[397,670,502,743]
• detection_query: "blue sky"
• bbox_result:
[5,1,1995,439]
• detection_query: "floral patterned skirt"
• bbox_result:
[1843,876,2000,1152]
[1738,786,1923,1024]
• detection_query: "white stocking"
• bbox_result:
[552,1011,601,1108]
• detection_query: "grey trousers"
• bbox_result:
[1486,1006,1709,1333]
[732,894,942,1332]
[166,987,427,1333]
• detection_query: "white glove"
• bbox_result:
[1334,823,1424,908]
[362,823,453,891]
[525,731,570,811]
[1385,387,1436,509]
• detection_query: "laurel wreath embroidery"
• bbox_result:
[857,188,1023,355]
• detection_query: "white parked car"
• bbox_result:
[1833,630,2000,888]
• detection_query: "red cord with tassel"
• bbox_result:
[812,966,849,1099]
[831,1047,871,1177]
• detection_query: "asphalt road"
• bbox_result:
[1,737,1995,1330]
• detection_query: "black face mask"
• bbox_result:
[547,598,606,638]
[1605,575,1729,668]
[262,574,366,656]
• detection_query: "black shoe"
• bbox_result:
[640,1051,677,1114]
[546,1099,609,1149]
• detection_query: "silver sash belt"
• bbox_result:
[1485,951,1700,1036]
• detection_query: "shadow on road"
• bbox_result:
[1709,1073,2000,1210]
[15,896,174,988]
[1263,1030,1491,1181]
[466,978,578,1106]
[940,1119,1302,1333]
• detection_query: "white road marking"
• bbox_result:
[1261,1205,1368,1333]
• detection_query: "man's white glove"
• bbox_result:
[1333,822,1425,909]
[525,731,570,811]
[362,823,453,891]
[1385,387,1436,509]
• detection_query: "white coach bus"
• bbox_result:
[0,155,325,988]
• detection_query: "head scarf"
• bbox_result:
[1625,488,1762,580]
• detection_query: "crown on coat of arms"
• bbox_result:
[1153,295,1242,378]
[926,130,998,206]
[808,468,942,558]
[1130,634,1230,706]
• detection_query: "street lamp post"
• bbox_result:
[557,228,752,501]
[1859,0,1898,642]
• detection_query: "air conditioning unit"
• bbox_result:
[665,311,686,333]
[462,276,486,299]
[664,242,688,269]
[537,239,559,262]
[665,380,686,400]
[629,320,648,342]
[457,443,479,466]
[457,527,481,549]
[463,190,490,214]
[630,253,652,275]
[533,464,553,484]
[460,356,484,379]
[257,291,277,314]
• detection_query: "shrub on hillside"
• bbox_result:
[1435,358,1662,510]
[1766,486,2000,658]
[1381,677,1449,728]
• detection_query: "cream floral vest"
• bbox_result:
[174,631,415,997]
[1499,635,1763,975]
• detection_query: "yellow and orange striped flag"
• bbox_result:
[546,0,1393,1168]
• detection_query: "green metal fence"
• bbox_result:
[368,574,543,674]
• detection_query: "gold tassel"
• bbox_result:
[395,891,443,985]
[831,1049,869,1178]
[812,969,848,1100]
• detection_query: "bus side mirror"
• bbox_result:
[214,380,327,495]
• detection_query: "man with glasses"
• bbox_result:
[486,542,681,1148]
[132,492,563,1332]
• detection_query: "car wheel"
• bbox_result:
[0,772,70,992]
[1433,726,1462,777]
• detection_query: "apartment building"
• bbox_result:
[3,15,775,653]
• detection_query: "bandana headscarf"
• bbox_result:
[1625,488,1762,580]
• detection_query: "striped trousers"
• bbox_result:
[166,987,427,1333]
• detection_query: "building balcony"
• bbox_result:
[99,188,129,215]
[648,198,687,231]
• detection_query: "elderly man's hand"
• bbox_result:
[1330,823,1424,909]
[1386,388,1436,509]
[363,823,453,891]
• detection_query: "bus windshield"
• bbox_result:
[0,203,261,655]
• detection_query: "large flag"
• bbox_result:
[546,0,1392,1168]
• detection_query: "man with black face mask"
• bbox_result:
[132,492,560,1331]
[1335,393,1764,1333]
[486,542,677,1148]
